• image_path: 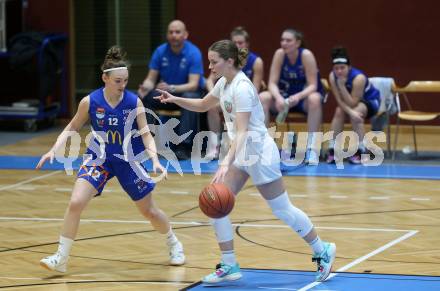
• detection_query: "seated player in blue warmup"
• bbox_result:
[326,47,381,164]
[259,29,325,165]
[138,20,205,160]
[205,26,264,159]
[37,46,185,273]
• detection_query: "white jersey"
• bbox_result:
[211,71,267,141]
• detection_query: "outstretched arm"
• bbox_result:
[154,89,219,112]
[36,96,90,169]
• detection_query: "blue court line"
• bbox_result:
[0,156,439,180]
[182,269,440,291]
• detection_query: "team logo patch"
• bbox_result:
[97,119,105,127]
[224,100,233,113]
[96,108,105,119]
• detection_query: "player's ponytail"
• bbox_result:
[101,46,130,73]
[237,47,249,69]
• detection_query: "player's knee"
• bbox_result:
[141,206,159,220]
[259,91,271,106]
[67,198,87,214]
[307,93,322,110]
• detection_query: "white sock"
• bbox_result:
[359,141,366,152]
[309,236,324,254]
[307,132,320,151]
[328,139,335,150]
[165,228,179,246]
[57,235,73,257]
[221,250,237,266]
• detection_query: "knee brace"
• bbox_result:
[210,215,234,243]
[267,192,314,237]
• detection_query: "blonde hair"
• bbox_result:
[209,39,248,69]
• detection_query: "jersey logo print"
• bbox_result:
[96,107,105,119]
[106,130,122,144]
[224,100,233,113]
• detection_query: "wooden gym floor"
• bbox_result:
[0,125,439,290]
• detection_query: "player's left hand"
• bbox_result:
[350,110,364,123]
[36,150,55,170]
[153,161,168,180]
[288,93,301,107]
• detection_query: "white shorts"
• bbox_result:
[233,134,282,186]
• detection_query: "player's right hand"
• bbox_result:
[154,89,176,104]
[36,151,55,170]
[212,165,228,183]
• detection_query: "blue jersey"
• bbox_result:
[149,40,205,89]
[242,51,258,80]
[337,67,380,103]
[278,48,324,97]
[87,88,145,160]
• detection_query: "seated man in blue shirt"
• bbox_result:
[138,20,205,160]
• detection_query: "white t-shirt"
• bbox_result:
[211,71,267,141]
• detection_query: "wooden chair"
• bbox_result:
[392,81,440,159]
[155,109,181,118]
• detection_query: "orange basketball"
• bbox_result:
[199,183,235,218]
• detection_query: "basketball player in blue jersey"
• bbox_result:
[259,29,324,164]
[36,46,185,273]
[155,40,336,284]
[326,47,381,164]
[205,26,264,159]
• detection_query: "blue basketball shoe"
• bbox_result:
[313,241,336,282]
[202,262,242,284]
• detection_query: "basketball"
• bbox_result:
[199,183,235,218]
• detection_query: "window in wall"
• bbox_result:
[74,0,175,99]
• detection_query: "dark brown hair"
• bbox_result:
[331,46,350,65]
[283,28,306,48]
[101,46,130,73]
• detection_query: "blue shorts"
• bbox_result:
[361,98,380,118]
[77,158,155,201]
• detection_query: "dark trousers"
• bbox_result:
[142,89,203,148]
